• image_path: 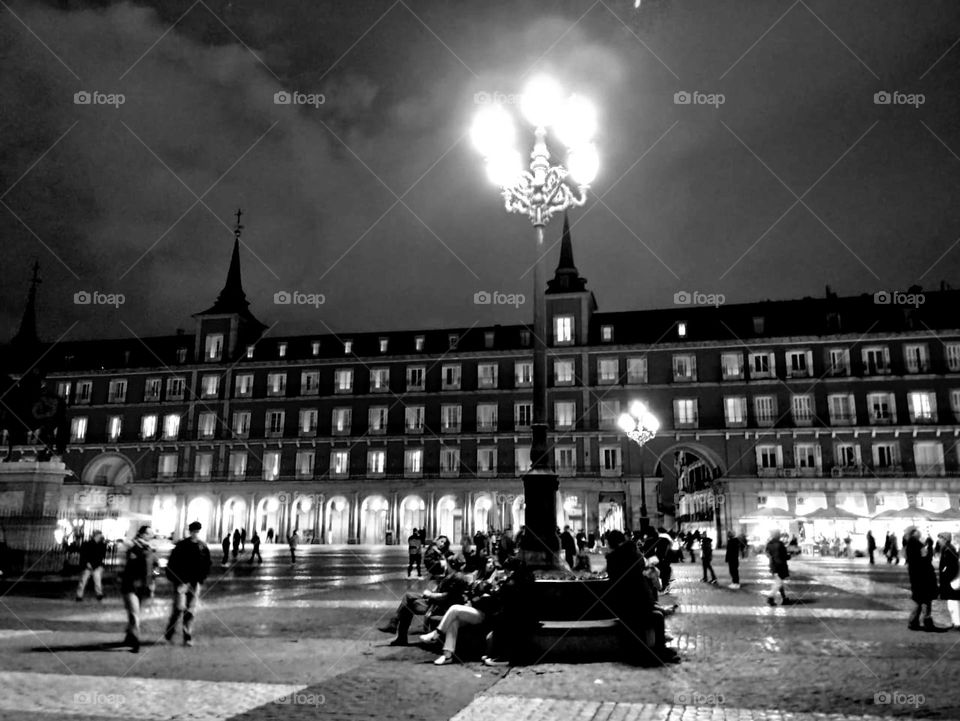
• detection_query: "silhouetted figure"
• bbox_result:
[249,532,262,564]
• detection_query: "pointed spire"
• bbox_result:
[12,260,41,349]
[194,209,265,329]
[546,212,588,294]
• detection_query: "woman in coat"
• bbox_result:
[905,526,938,631]
[937,532,960,629]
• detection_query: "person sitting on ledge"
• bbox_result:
[420,557,499,664]
[380,557,469,646]
[604,529,679,665]
[423,535,453,579]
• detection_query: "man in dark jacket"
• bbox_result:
[560,526,577,568]
[866,530,877,565]
[119,525,156,652]
[604,530,678,665]
[938,532,960,628]
[725,531,742,589]
[765,531,790,606]
[75,530,107,602]
[164,521,212,646]
[906,526,938,631]
[654,528,674,592]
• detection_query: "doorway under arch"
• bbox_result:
[399,495,426,541]
[437,495,462,542]
[326,496,350,544]
[361,495,389,545]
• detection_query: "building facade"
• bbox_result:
[5,218,960,547]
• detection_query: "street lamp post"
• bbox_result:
[472,76,599,570]
[618,400,660,532]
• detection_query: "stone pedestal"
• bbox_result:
[0,460,69,574]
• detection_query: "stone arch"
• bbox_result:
[654,441,725,519]
[81,452,135,486]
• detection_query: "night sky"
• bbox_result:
[2,0,960,343]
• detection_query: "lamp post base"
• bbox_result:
[519,468,566,571]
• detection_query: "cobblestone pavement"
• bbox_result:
[0,550,958,719]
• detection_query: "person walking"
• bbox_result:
[231,529,241,559]
[288,530,299,563]
[867,530,877,565]
[560,526,577,569]
[249,531,262,564]
[407,529,423,577]
[164,521,212,647]
[220,534,230,565]
[700,534,718,584]
[889,533,900,565]
[266,528,274,544]
[765,531,790,606]
[119,525,156,653]
[239,527,246,553]
[725,531,742,589]
[906,526,939,631]
[937,532,960,629]
[75,530,107,602]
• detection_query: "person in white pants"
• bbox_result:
[420,604,486,664]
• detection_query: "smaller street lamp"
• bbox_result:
[618,400,660,531]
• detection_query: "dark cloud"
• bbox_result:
[2,0,960,345]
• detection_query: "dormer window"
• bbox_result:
[344,340,353,355]
[311,340,321,356]
[520,330,531,347]
[752,316,765,334]
[246,345,255,359]
[176,348,188,363]
[204,334,224,361]
[415,335,425,352]
[484,331,495,349]
[448,334,459,349]
[554,315,574,345]
[379,337,389,353]
[601,325,614,342]
[278,342,287,358]
[677,322,687,338]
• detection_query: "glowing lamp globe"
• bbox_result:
[485,150,523,188]
[567,144,599,185]
[470,104,516,157]
[267,497,280,513]
[554,95,597,148]
[300,498,312,513]
[617,413,636,434]
[521,75,564,128]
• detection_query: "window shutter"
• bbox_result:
[847,394,857,424]
[906,392,916,420]
[768,353,776,376]
[754,446,763,468]
[814,444,822,469]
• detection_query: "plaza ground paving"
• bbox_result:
[0,545,957,720]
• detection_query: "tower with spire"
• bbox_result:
[192,210,267,361]
[545,213,597,345]
[6,261,43,371]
